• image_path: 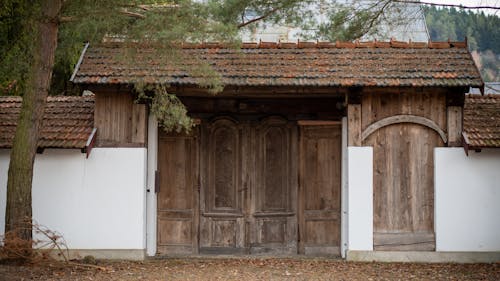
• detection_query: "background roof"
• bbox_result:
[463,94,500,149]
[0,95,94,149]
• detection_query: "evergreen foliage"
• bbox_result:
[424,6,499,81]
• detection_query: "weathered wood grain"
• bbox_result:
[157,130,199,255]
[298,124,341,255]
[447,106,462,147]
[361,115,447,143]
[94,92,148,146]
[348,104,361,146]
[131,103,147,145]
[198,116,298,254]
[363,91,445,251]
[374,232,435,251]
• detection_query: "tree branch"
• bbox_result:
[238,6,281,29]
[120,9,146,19]
[394,0,500,10]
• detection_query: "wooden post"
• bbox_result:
[447,106,462,147]
[132,103,148,145]
[348,104,361,146]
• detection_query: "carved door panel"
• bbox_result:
[199,116,298,254]
[199,118,246,253]
[298,124,341,255]
[157,130,199,255]
[250,117,298,254]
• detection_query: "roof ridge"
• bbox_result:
[181,40,468,49]
[99,39,467,50]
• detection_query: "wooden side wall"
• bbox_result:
[94,92,148,147]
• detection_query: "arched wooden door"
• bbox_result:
[198,117,298,254]
[365,123,442,251]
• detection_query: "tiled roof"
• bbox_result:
[463,94,500,149]
[0,95,95,149]
[71,41,483,88]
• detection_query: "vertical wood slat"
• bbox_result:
[348,104,361,146]
[94,92,147,146]
[447,106,462,147]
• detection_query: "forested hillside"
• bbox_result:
[424,6,499,82]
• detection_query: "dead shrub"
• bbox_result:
[0,220,69,265]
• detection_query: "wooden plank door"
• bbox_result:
[157,130,198,255]
[199,118,246,253]
[368,124,439,251]
[298,124,342,255]
[250,117,298,254]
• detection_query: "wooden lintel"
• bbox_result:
[297,120,341,126]
[96,141,146,147]
[362,114,448,143]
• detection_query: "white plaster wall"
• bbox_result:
[0,148,147,250]
[435,148,500,252]
[347,146,373,251]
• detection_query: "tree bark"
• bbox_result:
[5,0,62,240]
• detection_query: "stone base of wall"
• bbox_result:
[50,249,145,260]
[347,250,500,263]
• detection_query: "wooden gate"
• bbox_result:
[199,117,298,254]
[361,92,446,251]
[367,124,439,251]
[156,130,199,255]
[299,123,342,255]
[157,116,342,255]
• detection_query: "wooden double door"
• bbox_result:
[156,116,341,256]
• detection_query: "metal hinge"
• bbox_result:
[154,170,160,193]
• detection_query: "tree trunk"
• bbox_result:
[5,0,62,240]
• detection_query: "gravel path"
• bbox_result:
[0,258,499,280]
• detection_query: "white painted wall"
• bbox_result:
[435,148,500,252]
[347,146,373,251]
[0,148,147,250]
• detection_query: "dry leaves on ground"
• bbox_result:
[0,258,499,281]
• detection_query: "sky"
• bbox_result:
[424,0,499,14]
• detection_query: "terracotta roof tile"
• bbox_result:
[463,94,500,149]
[71,41,483,89]
[0,95,94,149]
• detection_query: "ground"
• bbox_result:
[0,258,499,280]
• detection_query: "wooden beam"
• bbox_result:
[297,120,341,126]
[447,106,462,147]
[361,114,448,143]
[348,104,361,146]
[374,232,435,251]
